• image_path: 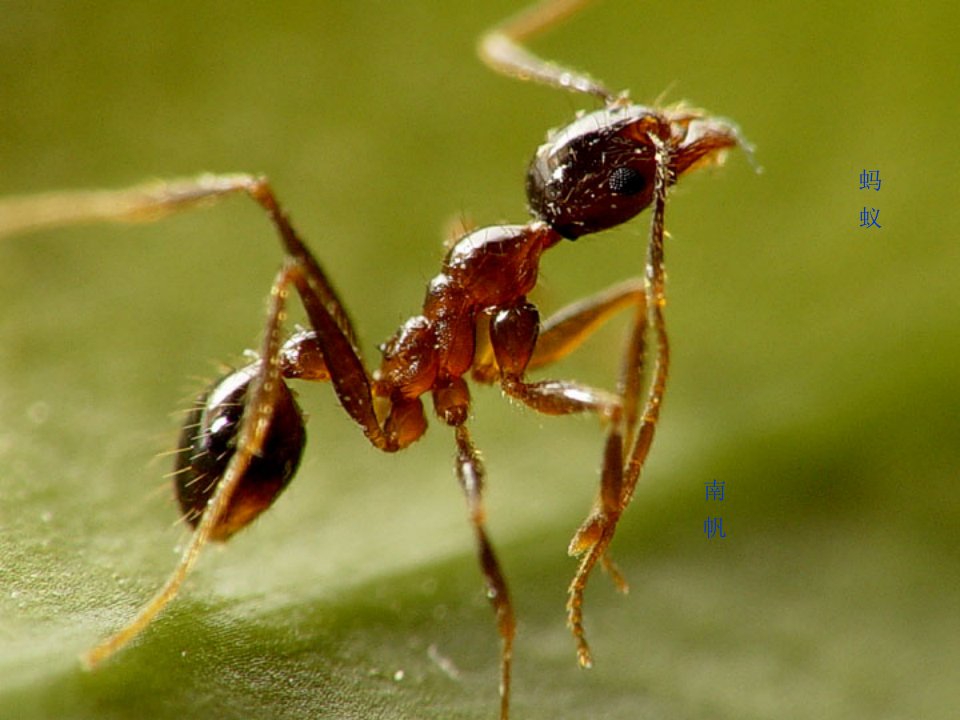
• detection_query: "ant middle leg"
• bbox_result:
[428,371,515,719]
[456,421,516,720]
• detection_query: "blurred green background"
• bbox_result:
[1,2,957,718]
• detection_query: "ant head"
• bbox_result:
[526,104,741,239]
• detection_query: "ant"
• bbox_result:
[0,0,745,717]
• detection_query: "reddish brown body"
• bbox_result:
[0,3,745,718]
[164,101,739,720]
[375,223,560,430]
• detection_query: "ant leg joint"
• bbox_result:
[490,301,540,377]
[384,398,428,450]
[279,330,330,381]
[432,376,471,427]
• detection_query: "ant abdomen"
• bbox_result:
[173,364,306,542]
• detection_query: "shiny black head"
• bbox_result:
[526,104,741,239]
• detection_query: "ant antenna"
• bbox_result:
[478,0,616,104]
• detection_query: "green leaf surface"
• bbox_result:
[1,2,957,718]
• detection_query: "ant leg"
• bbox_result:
[213,175,428,450]
[479,0,615,104]
[472,278,644,384]
[567,135,673,668]
[87,241,427,666]
[475,280,649,568]
[622,135,672,503]
[0,173,423,449]
[564,315,641,667]
[431,376,514,720]
[529,278,646,380]
[0,174,359,346]
[484,283,649,423]
[453,420,516,720]
[85,261,300,667]
[251,191,427,451]
[484,290,645,667]
[527,280,650,595]
[75,173,432,664]
[0,173,270,236]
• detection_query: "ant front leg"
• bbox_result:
[568,139,675,668]
[478,277,656,669]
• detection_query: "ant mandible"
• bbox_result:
[0,0,744,717]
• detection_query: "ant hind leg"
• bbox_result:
[84,260,300,667]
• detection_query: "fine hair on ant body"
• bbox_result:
[0,1,745,717]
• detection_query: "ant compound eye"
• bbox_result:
[608,166,646,196]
